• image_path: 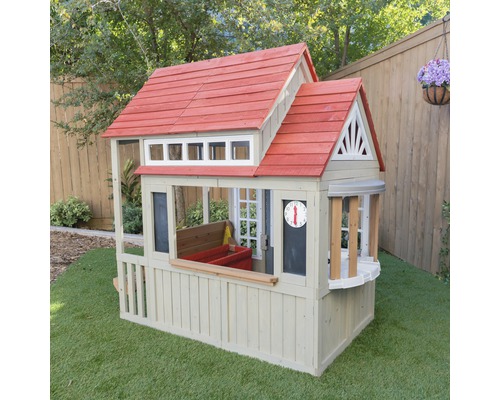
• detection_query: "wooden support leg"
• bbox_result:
[348,196,359,278]
[330,197,342,280]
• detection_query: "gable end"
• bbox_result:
[332,102,373,161]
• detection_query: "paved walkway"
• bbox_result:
[50,226,144,246]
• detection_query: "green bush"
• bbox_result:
[437,200,450,283]
[122,202,143,234]
[185,199,229,227]
[50,196,92,227]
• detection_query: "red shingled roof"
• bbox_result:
[255,77,385,176]
[102,43,317,138]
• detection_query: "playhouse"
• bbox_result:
[102,43,385,376]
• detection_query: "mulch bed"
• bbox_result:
[50,231,118,283]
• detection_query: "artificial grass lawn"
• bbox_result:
[50,249,449,399]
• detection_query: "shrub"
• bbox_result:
[185,199,229,227]
[106,158,143,233]
[122,202,143,234]
[50,196,92,227]
[437,201,450,283]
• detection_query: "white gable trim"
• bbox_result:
[332,102,373,161]
[259,55,313,162]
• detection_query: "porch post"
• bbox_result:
[111,139,124,255]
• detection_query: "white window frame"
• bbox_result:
[232,188,263,259]
[144,135,254,166]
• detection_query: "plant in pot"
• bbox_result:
[417,58,450,105]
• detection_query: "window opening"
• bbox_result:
[188,143,204,160]
[341,195,369,256]
[209,142,226,160]
[149,144,164,161]
[145,136,253,165]
[153,192,169,253]
[168,143,182,161]
[231,141,250,160]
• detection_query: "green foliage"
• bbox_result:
[437,200,450,283]
[185,199,229,228]
[50,196,92,227]
[106,158,142,233]
[122,202,143,234]
[106,158,142,206]
[51,0,450,147]
[120,159,142,207]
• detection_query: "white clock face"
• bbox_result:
[284,201,307,228]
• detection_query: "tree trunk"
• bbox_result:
[341,26,351,68]
[333,27,341,67]
[174,186,186,226]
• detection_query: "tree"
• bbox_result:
[51,0,449,146]
[51,0,449,224]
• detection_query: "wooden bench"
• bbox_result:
[176,220,236,258]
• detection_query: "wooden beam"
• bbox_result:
[348,196,359,278]
[330,197,343,280]
[171,258,278,286]
[369,194,380,261]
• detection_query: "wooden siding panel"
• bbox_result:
[270,291,283,357]
[208,279,221,340]
[171,272,182,328]
[236,285,248,346]
[247,287,260,350]
[258,289,271,354]
[163,270,173,326]
[283,295,296,361]
[199,277,210,336]
[189,275,200,334]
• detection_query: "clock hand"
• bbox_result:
[294,205,297,225]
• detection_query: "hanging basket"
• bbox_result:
[422,86,450,106]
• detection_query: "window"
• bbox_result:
[149,144,164,161]
[233,188,262,258]
[144,136,254,166]
[153,192,169,253]
[328,179,386,284]
[231,141,250,160]
[168,144,182,161]
[341,195,369,257]
[209,142,226,160]
[188,143,203,160]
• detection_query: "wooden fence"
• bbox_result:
[50,81,224,229]
[50,81,139,230]
[51,17,449,273]
[324,17,450,274]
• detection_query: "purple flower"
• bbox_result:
[416,59,450,88]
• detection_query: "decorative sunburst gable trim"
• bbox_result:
[332,102,373,161]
